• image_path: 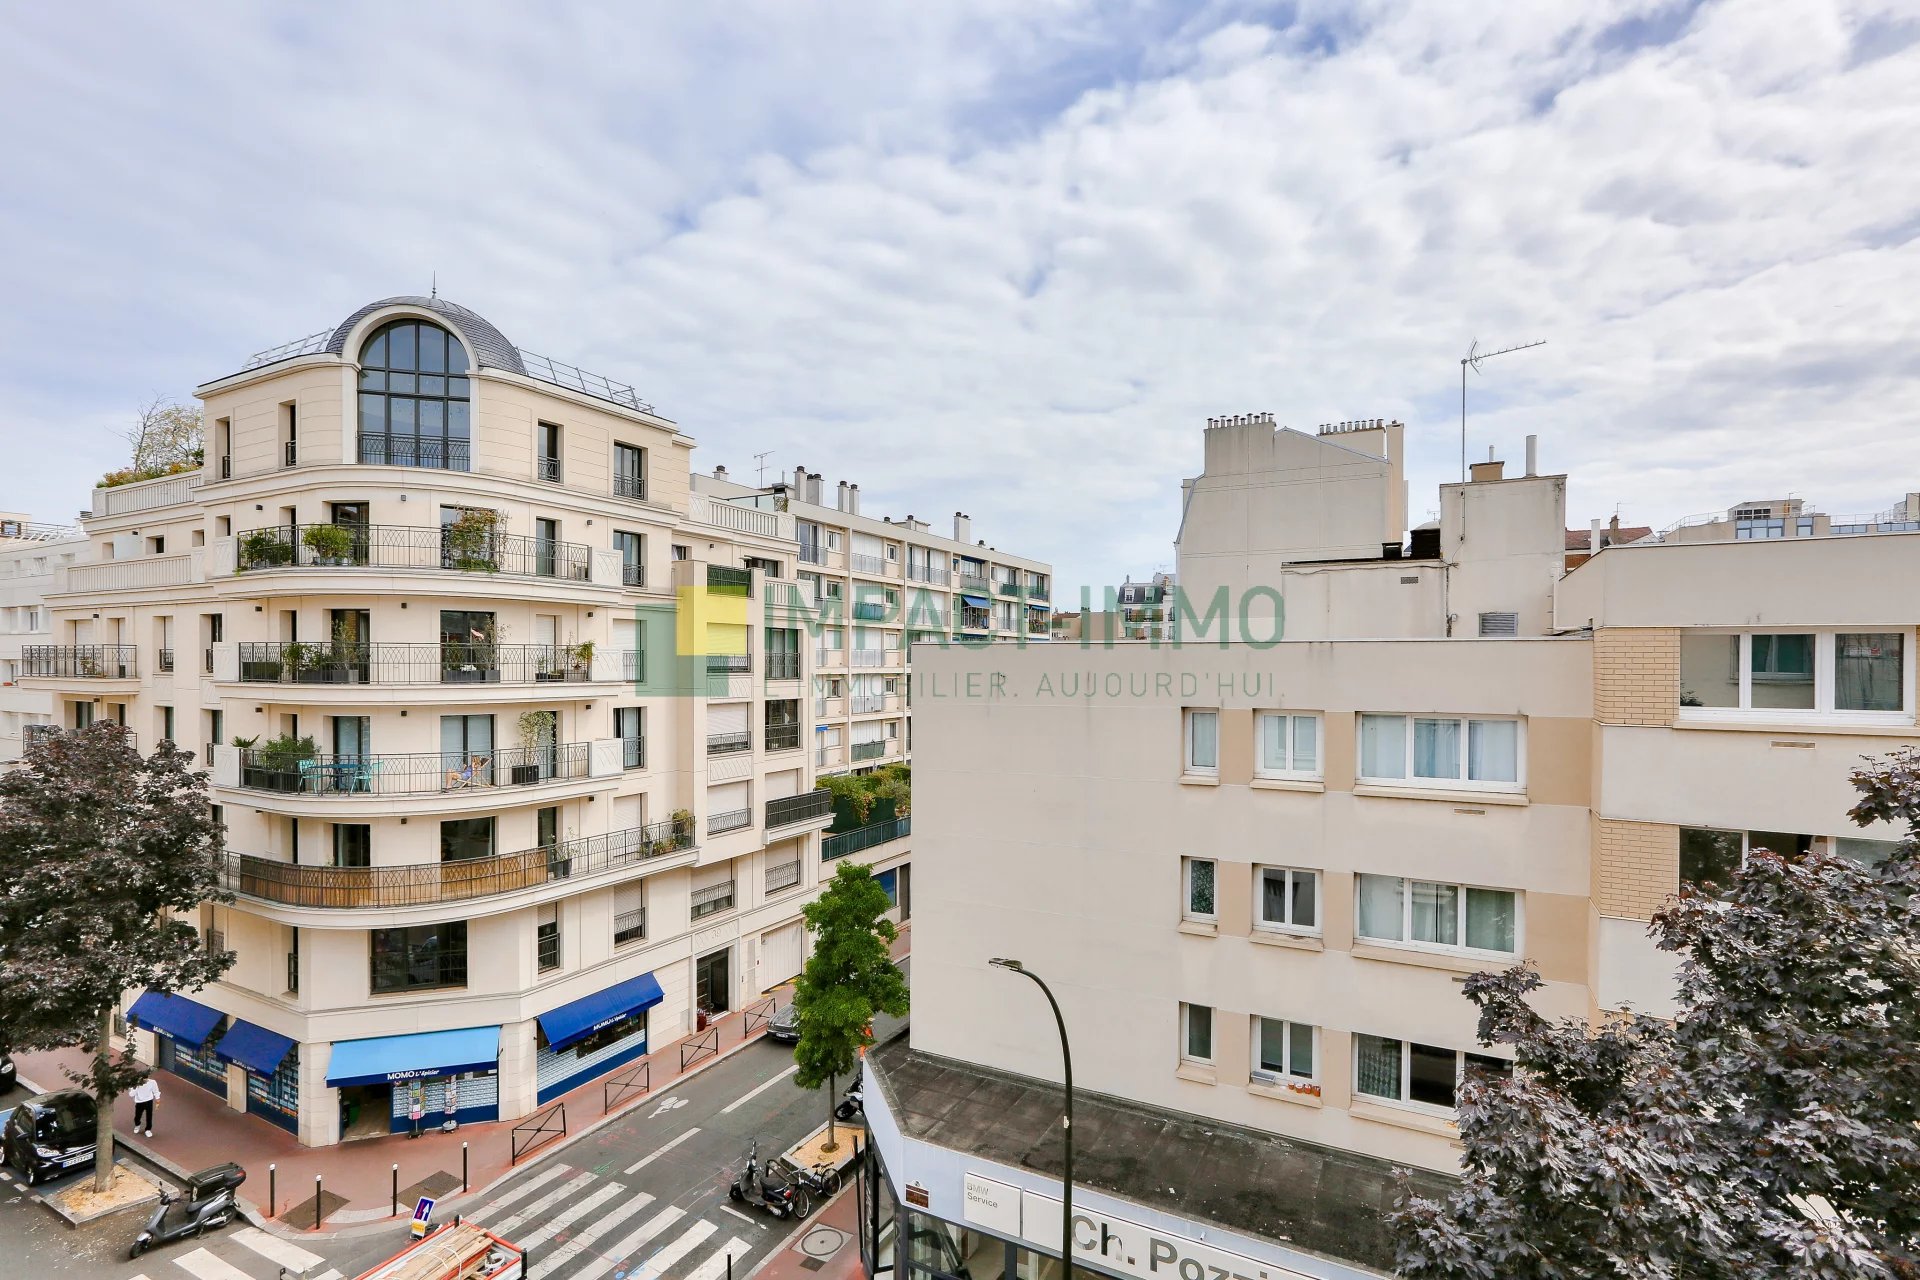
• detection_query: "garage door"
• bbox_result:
[761,922,806,989]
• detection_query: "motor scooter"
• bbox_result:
[728,1139,811,1220]
[834,1079,865,1121]
[129,1162,246,1259]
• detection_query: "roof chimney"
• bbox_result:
[837,480,849,512]
[807,473,823,505]
[794,465,807,493]
[1469,458,1505,483]
[1524,435,1537,478]
[714,464,728,481]
[1590,518,1602,554]
[954,511,971,544]
[847,483,859,515]
[1609,514,1621,541]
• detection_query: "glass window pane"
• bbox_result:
[1259,714,1287,771]
[1185,1004,1212,1060]
[420,374,446,397]
[1410,881,1459,945]
[389,398,416,437]
[359,369,385,391]
[1289,870,1316,928]
[389,371,417,395]
[1292,715,1317,771]
[419,326,446,373]
[419,399,444,435]
[388,323,417,370]
[1749,633,1815,710]
[358,393,386,437]
[1465,1052,1512,1090]
[1356,874,1403,940]
[1259,869,1286,924]
[1836,633,1903,712]
[1748,830,1812,861]
[1837,837,1900,870]
[1189,711,1217,770]
[363,331,387,367]
[1413,718,1461,780]
[1355,1034,1401,1099]
[1408,1042,1457,1108]
[445,337,468,375]
[1359,714,1406,779]
[1287,1022,1314,1078]
[446,401,470,440]
[1465,888,1516,952]
[1679,632,1740,708]
[1467,719,1518,783]
[448,376,470,399]
[1680,827,1743,896]
[1186,859,1215,916]
[1257,1017,1286,1073]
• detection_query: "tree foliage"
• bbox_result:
[818,763,910,826]
[0,724,231,1188]
[792,861,910,1149]
[101,396,202,488]
[1394,750,1920,1279]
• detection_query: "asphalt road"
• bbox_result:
[2,965,907,1280]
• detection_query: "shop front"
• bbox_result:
[213,1020,300,1134]
[325,1026,501,1138]
[128,990,228,1096]
[534,970,664,1104]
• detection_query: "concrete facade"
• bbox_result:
[0,516,88,764]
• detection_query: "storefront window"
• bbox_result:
[907,1215,1011,1280]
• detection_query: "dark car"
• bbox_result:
[767,1004,801,1044]
[2,1089,97,1185]
[0,1053,16,1094]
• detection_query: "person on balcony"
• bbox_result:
[444,754,491,789]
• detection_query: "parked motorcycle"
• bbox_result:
[130,1162,246,1259]
[834,1079,865,1121]
[728,1139,811,1220]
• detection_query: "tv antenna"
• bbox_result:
[1459,338,1545,481]
[754,451,774,487]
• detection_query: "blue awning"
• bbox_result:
[537,972,665,1053]
[326,1026,500,1088]
[959,593,991,608]
[214,1020,295,1076]
[128,991,224,1046]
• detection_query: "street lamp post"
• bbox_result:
[990,957,1073,1280]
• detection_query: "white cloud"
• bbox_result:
[2,0,1918,590]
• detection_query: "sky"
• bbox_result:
[4,0,1919,598]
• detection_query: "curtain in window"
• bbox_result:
[1359,715,1405,779]
[1289,870,1316,927]
[1292,716,1317,771]
[1189,712,1218,769]
[1355,1034,1401,1098]
[1467,720,1518,783]
[1412,718,1460,780]
[1187,860,1215,915]
[1356,874,1404,940]
[1465,888,1515,952]
[1259,715,1288,771]
[1410,881,1459,944]
[1835,633,1903,712]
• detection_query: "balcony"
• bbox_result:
[799,544,827,565]
[815,697,844,718]
[233,742,590,797]
[222,817,695,910]
[621,562,646,588]
[823,815,911,861]
[907,564,949,586]
[851,694,886,714]
[852,602,889,622]
[814,648,845,668]
[691,879,737,918]
[236,523,590,581]
[158,648,176,674]
[706,654,751,675]
[615,473,647,501]
[537,456,561,483]
[765,651,801,680]
[765,860,801,893]
[233,641,627,686]
[706,731,752,756]
[996,580,1021,597]
[707,807,751,835]
[960,611,992,632]
[622,736,644,769]
[22,645,137,678]
[765,723,802,753]
[958,572,989,593]
[767,789,832,831]
[357,433,471,471]
[851,553,886,576]
[706,564,754,595]
[817,745,844,769]
[852,740,888,762]
[851,649,887,668]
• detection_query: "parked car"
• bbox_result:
[767,1004,801,1044]
[2,1089,97,1184]
[0,1052,17,1094]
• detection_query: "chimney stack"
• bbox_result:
[1468,458,1506,483]
[794,465,807,493]
[1524,435,1537,477]
[1609,514,1621,540]
[954,511,971,544]
[847,483,859,515]
[714,464,728,480]
[1590,518,1602,554]
[807,472,822,505]
[837,480,849,512]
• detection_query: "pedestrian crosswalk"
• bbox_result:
[132,1233,341,1280]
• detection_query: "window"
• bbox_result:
[1184,709,1218,775]
[1358,714,1522,789]
[744,556,782,578]
[613,882,645,946]
[333,823,371,868]
[537,904,561,973]
[614,707,644,769]
[614,531,644,587]
[357,320,471,470]
[671,544,690,562]
[1182,1003,1213,1062]
[536,421,562,483]
[1354,1034,1510,1112]
[1255,713,1320,778]
[1256,867,1318,933]
[1356,874,1518,955]
[440,816,496,864]
[1680,827,1814,897]
[370,922,467,993]
[614,443,646,499]
[1679,631,1908,718]
[1182,857,1216,920]
[159,705,174,744]
[1253,1017,1316,1082]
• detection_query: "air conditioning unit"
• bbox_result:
[1250,1069,1280,1086]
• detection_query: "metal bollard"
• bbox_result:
[392,1163,399,1217]
[314,1175,323,1230]
[269,1163,276,1217]
[462,1140,469,1192]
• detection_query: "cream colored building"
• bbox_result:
[859,413,1920,1280]
[0,515,88,763]
[22,296,845,1145]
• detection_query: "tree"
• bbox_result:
[100,398,203,489]
[792,861,910,1153]
[1393,750,1920,1279]
[0,724,231,1190]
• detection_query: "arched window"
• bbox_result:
[356,320,471,470]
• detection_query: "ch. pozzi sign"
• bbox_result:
[962,1175,1314,1280]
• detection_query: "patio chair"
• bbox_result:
[444,754,491,790]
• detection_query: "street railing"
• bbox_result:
[511,1101,566,1165]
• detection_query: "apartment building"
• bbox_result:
[0,515,88,763]
[1114,572,1176,641]
[20,296,840,1146]
[855,413,1920,1280]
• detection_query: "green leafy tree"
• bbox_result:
[1393,750,1920,1279]
[793,861,909,1153]
[0,724,231,1190]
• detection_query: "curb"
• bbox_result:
[741,1181,859,1280]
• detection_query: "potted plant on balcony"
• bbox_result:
[246,733,314,792]
[284,641,332,683]
[302,522,354,567]
[239,528,293,570]
[444,509,501,573]
[564,639,595,681]
[513,710,553,785]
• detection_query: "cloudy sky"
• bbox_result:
[4,0,1917,596]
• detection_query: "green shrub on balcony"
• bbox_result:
[818,763,910,831]
[239,529,294,569]
[301,523,354,563]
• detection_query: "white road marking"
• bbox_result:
[171,1248,253,1280]
[570,1205,688,1280]
[647,1095,689,1119]
[517,1178,625,1249]
[720,1064,799,1114]
[540,1191,659,1271]
[621,1220,718,1280]
[623,1125,700,1174]
[233,1225,325,1271]
[718,1204,765,1228]
[683,1237,758,1280]
[469,1161,571,1216]
[490,1169,597,1237]
[311,1271,344,1280]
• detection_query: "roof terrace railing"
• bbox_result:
[517,350,656,415]
[241,330,332,371]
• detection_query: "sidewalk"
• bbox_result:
[750,1176,866,1280]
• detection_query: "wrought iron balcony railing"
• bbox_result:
[706,731,751,756]
[706,653,751,674]
[233,641,623,686]
[22,645,137,678]
[234,742,591,796]
[765,860,801,893]
[766,789,831,830]
[764,723,802,752]
[707,809,751,836]
[765,651,801,680]
[690,879,737,917]
[823,815,911,861]
[235,522,590,581]
[357,433,471,471]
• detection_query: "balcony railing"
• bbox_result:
[706,654,751,675]
[357,433,471,471]
[707,808,751,836]
[236,523,591,581]
[851,553,886,576]
[537,456,561,483]
[996,580,1021,597]
[614,905,646,945]
[765,860,801,893]
[960,611,991,631]
[706,564,753,595]
[233,742,591,797]
[622,736,644,769]
[158,648,175,673]
[765,652,801,680]
[817,745,843,768]
[823,815,911,861]
[799,544,826,565]
[234,642,624,686]
[620,561,646,588]
[907,564,948,585]
[957,572,989,592]
[765,723,802,752]
[615,473,647,501]
[851,649,886,668]
[690,879,737,918]
[814,648,844,666]
[852,741,888,762]
[706,731,751,756]
[852,694,885,713]
[852,602,889,621]
[223,817,695,909]
[767,789,832,830]
[22,645,137,678]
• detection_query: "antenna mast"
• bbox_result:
[754,451,774,487]
[1459,338,1546,481]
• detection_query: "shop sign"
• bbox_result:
[1019,1190,1314,1280]
[905,1182,930,1208]
[962,1173,1022,1235]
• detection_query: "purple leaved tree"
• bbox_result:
[0,723,229,1191]
[1393,749,1920,1279]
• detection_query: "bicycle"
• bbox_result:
[791,1161,842,1200]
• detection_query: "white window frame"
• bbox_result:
[1354,874,1521,958]
[1356,714,1525,792]
[1181,1002,1214,1064]
[1677,630,1915,728]
[1251,1016,1317,1084]
[1182,857,1217,922]
[1352,1035,1509,1117]
[1184,708,1219,776]
[1253,865,1320,935]
[1254,712,1322,780]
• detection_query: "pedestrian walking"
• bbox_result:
[129,1075,160,1137]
